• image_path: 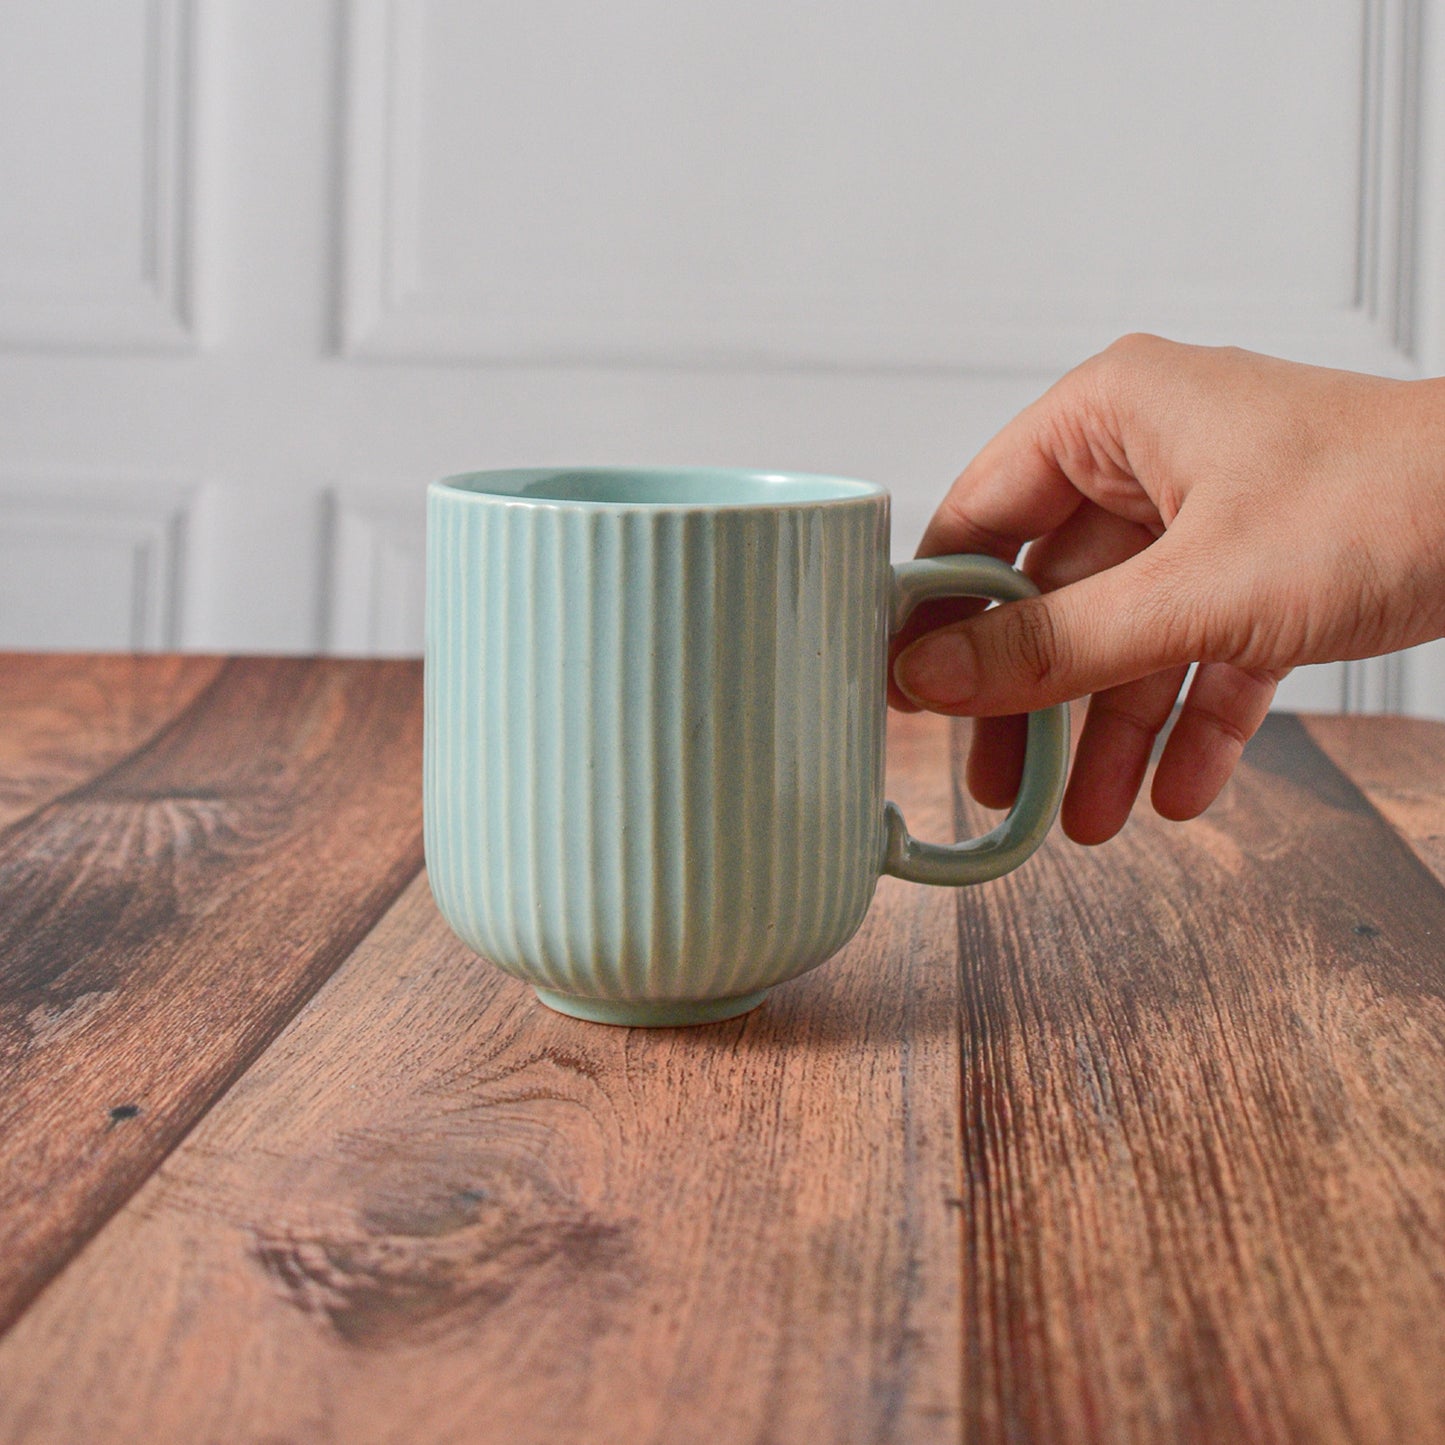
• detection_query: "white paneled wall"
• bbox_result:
[0,480,187,648]
[0,0,1442,715]
[0,2,198,351]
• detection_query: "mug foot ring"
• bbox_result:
[533,989,768,1028]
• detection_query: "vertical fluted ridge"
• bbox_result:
[425,488,891,1005]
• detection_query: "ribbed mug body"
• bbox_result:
[424,470,892,1022]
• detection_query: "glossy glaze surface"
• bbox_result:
[425,470,891,1022]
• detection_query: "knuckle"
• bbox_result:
[1094,332,1175,383]
[1071,335,1179,472]
[934,500,1019,561]
[1038,409,1122,488]
[1185,700,1253,751]
[1180,662,1280,755]
[1090,689,1170,741]
[1206,667,1274,730]
[1105,330,1169,359]
[997,596,1065,691]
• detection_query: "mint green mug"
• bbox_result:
[425,467,1068,1026]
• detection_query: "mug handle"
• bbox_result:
[883,556,1070,886]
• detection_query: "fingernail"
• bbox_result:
[894,630,977,708]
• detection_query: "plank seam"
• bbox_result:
[0,657,235,849]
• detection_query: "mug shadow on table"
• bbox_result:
[593,948,964,1054]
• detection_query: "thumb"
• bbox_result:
[892,543,1198,715]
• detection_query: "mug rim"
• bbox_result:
[430,466,888,511]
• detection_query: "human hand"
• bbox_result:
[890,335,1445,844]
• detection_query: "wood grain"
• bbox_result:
[4,673,1443,1445]
[1305,715,1445,885]
[0,657,423,1333]
[0,654,224,830]
[0,712,963,1445]
[955,712,1445,1444]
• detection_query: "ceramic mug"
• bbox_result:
[425,467,1068,1026]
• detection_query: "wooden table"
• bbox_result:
[0,655,1443,1444]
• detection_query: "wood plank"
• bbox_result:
[0,657,423,1334]
[0,712,962,1445]
[955,713,1445,1444]
[1305,715,1445,886]
[0,654,224,831]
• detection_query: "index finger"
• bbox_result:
[916,382,1092,563]
[890,381,1091,711]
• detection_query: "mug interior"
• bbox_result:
[434,467,885,508]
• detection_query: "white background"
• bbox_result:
[1,0,1443,714]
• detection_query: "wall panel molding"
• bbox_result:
[0,482,192,649]
[334,1,407,355]
[323,488,425,656]
[336,0,1424,374]
[0,0,199,353]
[1344,653,1409,713]
[1355,0,1422,361]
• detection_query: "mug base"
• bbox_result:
[533,988,769,1028]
